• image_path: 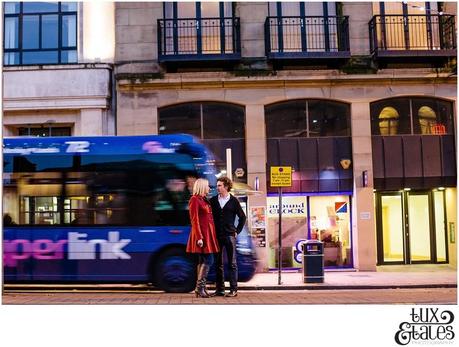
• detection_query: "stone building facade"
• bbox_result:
[114,1,457,272]
[2,2,115,137]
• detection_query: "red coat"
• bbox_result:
[186,195,220,254]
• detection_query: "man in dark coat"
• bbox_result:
[210,177,247,297]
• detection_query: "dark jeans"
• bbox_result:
[216,235,238,291]
[198,253,214,267]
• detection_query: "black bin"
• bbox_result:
[302,240,324,283]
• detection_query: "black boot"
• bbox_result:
[201,263,211,297]
[195,264,209,298]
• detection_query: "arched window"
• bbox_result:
[158,102,246,181]
[158,101,245,139]
[371,97,454,135]
[265,99,351,138]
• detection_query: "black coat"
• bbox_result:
[210,194,247,238]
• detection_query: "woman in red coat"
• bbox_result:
[186,178,219,298]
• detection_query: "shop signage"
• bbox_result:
[250,207,266,247]
[270,166,292,187]
[267,196,307,217]
[340,159,351,170]
[450,222,455,244]
[335,202,348,213]
[235,168,245,178]
[360,212,371,220]
[293,239,308,264]
[252,228,266,247]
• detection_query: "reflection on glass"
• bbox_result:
[23,2,58,13]
[23,51,58,64]
[61,2,78,12]
[434,191,446,262]
[62,15,77,47]
[408,194,431,261]
[4,2,20,14]
[23,15,40,49]
[4,17,19,49]
[381,195,404,262]
[42,15,59,49]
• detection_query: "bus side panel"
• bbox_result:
[4,228,34,281]
[3,226,190,282]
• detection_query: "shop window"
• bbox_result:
[265,100,307,138]
[266,194,352,269]
[158,103,201,138]
[308,100,350,137]
[265,99,350,138]
[3,2,78,66]
[371,97,454,135]
[202,103,245,139]
[309,195,351,267]
[412,98,453,135]
[18,126,72,137]
[159,102,245,139]
[158,102,246,181]
[377,106,400,135]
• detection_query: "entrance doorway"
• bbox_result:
[376,190,448,265]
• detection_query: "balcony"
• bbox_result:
[157,17,241,63]
[265,16,350,62]
[369,15,456,62]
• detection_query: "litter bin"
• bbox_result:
[302,240,324,283]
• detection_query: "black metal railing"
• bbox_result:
[369,14,456,54]
[158,17,241,61]
[265,16,350,58]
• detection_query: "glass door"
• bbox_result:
[379,193,405,263]
[377,190,448,265]
[407,192,432,262]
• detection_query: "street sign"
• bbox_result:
[270,166,292,187]
[270,166,292,285]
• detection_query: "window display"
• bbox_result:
[266,194,352,269]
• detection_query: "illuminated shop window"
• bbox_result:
[266,194,352,269]
[371,97,454,135]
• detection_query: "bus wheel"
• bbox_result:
[154,248,196,293]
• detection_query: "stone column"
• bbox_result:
[343,2,372,55]
[117,90,158,135]
[237,2,268,58]
[245,104,268,271]
[79,109,104,135]
[351,101,377,271]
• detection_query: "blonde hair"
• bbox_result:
[192,178,209,196]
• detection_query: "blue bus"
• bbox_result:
[3,135,256,292]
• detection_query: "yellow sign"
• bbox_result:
[270,166,292,187]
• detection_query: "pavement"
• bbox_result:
[236,264,457,290]
[3,264,456,292]
[3,288,456,305]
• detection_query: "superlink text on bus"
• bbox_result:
[4,231,131,267]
